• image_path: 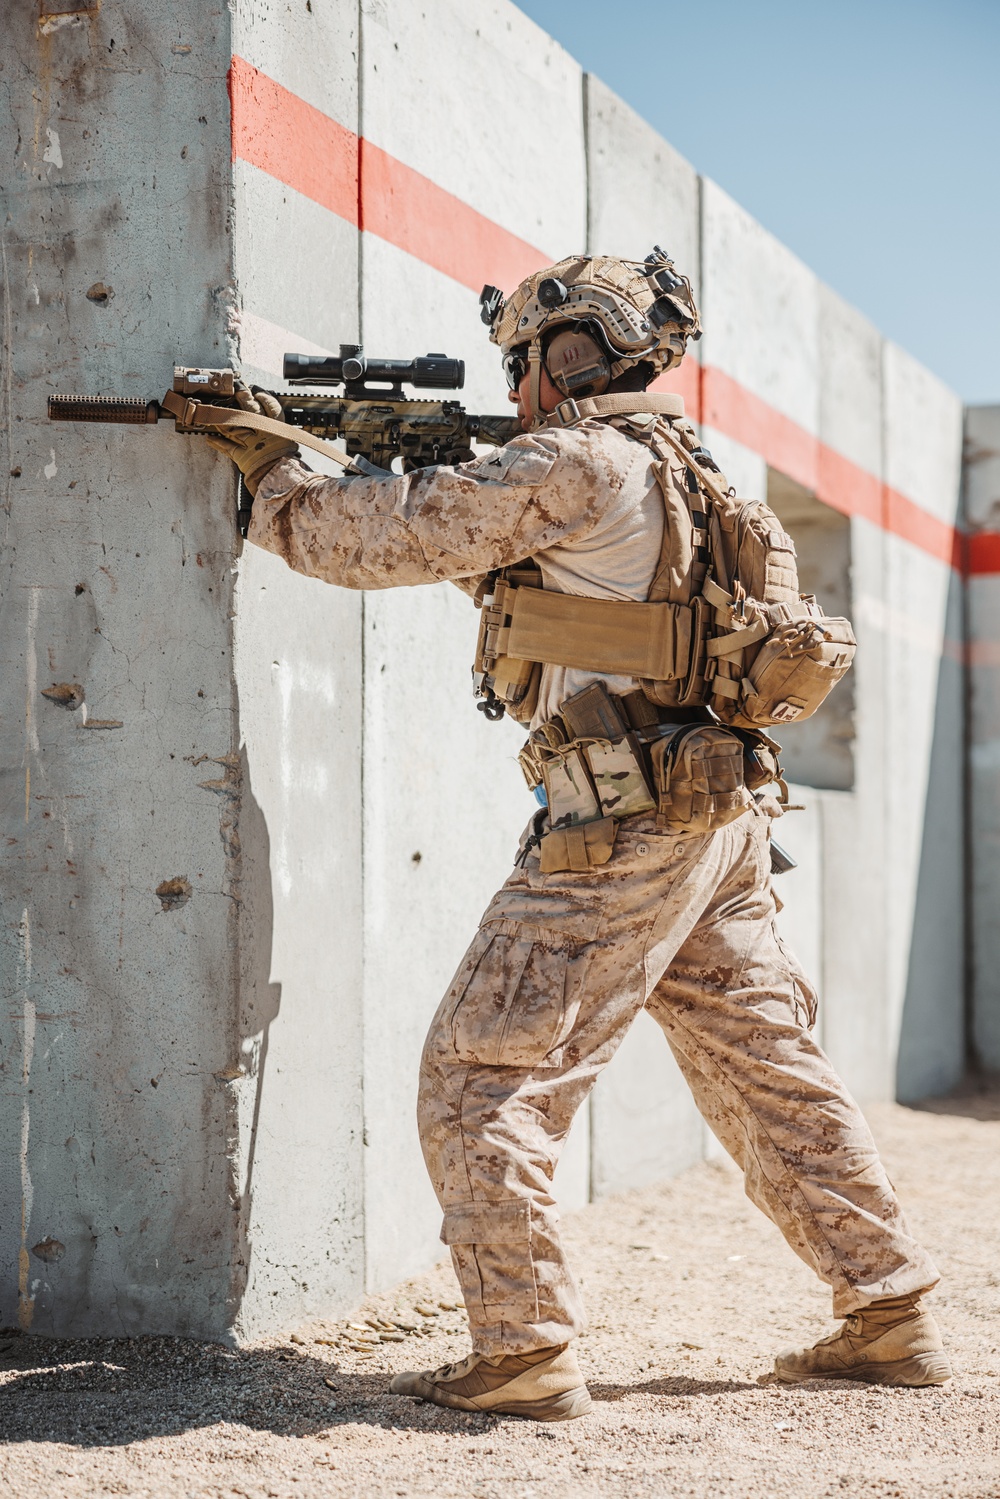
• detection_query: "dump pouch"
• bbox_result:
[650,725,753,835]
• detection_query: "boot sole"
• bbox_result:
[484,1386,593,1422]
[773,1351,953,1388]
[393,1376,592,1421]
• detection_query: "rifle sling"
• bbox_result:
[160,390,355,470]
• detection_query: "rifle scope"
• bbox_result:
[283,347,464,390]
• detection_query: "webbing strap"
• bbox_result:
[160,390,355,469]
[705,617,769,658]
[701,576,734,611]
[545,392,685,427]
[504,585,691,681]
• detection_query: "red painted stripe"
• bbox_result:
[968,532,1000,576]
[229,58,994,575]
[229,56,358,225]
[652,361,701,424]
[359,138,546,294]
[702,364,819,494]
[884,487,964,571]
[816,441,881,527]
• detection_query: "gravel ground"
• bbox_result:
[1,1093,998,1499]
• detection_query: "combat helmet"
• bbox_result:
[480,249,700,429]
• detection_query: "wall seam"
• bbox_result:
[357,0,370,1291]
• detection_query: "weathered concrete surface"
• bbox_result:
[228,0,367,1344]
[0,3,240,1335]
[965,405,1000,1071]
[813,288,889,1103]
[882,345,965,1102]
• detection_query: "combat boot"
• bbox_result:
[389,1343,592,1421]
[771,1293,952,1387]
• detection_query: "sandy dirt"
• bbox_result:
[1,1094,998,1499]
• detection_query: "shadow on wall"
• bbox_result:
[229,743,282,1322]
[895,564,965,1103]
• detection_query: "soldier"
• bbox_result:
[206,253,951,1421]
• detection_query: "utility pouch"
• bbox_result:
[733,726,784,791]
[539,815,617,874]
[650,725,753,834]
[473,568,543,723]
[732,615,856,729]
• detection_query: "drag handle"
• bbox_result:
[48,394,161,424]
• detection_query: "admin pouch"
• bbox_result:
[471,393,856,731]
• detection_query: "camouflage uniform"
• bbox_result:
[249,422,939,1358]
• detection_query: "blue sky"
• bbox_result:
[514,0,999,404]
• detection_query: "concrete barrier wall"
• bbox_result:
[882,348,964,1101]
[965,406,1000,1072]
[0,0,971,1340]
[1,3,240,1336]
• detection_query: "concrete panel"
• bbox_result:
[232,0,359,127]
[700,179,819,435]
[584,75,699,291]
[232,162,360,365]
[590,1013,704,1198]
[360,0,585,255]
[813,293,890,1099]
[964,406,1000,1070]
[818,285,883,477]
[0,2,239,1336]
[227,0,368,1335]
[360,238,510,415]
[230,551,366,1339]
[882,345,964,1100]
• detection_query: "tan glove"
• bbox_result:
[203,383,301,495]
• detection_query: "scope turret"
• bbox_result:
[283,347,465,391]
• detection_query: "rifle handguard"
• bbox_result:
[159,390,355,470]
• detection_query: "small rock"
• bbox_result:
[415,1303,439,1317]
[380,1331,406,1343]
[289,1333,305,1345]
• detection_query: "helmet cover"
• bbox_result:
[481,249,701,389]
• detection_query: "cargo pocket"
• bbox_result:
[441,1198,538,1323]
[774,924,819,1030]
[449,918,590,1069]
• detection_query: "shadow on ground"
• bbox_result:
[908,1076,1000,1121]
[0,1337,450,1445]
[0,1339,755,1445]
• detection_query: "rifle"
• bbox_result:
[48,345,521,523]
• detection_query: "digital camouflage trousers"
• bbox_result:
[417,806,939,1357]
